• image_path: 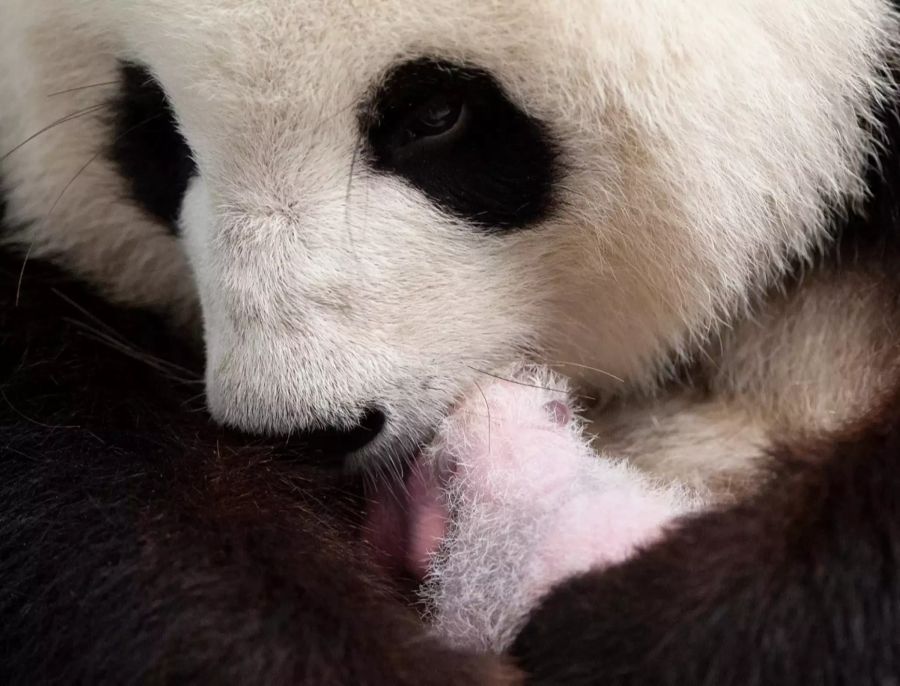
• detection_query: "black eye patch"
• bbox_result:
[108,63,197,234]
[363,59,559,233]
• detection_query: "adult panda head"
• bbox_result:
[1,0,897,465]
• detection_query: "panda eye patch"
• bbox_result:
[363,58,558,232]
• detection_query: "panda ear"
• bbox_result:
[107,62,197,234]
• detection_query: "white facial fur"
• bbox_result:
[1,1,897,460]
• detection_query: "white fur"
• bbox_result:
[1,1,898,475]
[419,366,697,651]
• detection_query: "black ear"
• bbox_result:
[107,62,197,233]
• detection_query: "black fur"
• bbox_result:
[0,253,511,684]
[838,53,900,259]
[512,406,900,685]
[363,58,559,233]
[107,63,197,233]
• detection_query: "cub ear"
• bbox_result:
[108,62,196,232]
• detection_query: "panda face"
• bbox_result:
[2,0,896,464]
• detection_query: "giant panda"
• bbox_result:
[1,1,900,684]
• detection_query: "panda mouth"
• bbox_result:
[352,417,448,581]
[252,408,389,466]
[362,451,447,582]
[314,407,387,455]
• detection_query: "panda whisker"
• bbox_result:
[50,288,130,339]
[465,365,570,394]
[386,460,407,498]
[344,139,362,268]
[1,103,107,162]
[46,81,119,97]
[13,241,36,308]
[289,100,360,174]
[180,391,209,411]
[308,100,359,139]
[0,388,81,430]
[15,113,167,299]
[71,324,202,385]
[50,289,202,383]
[365,458,406,505]
[80,333,200,383]
[44,112,165,223]
[540,360,626,384]
[471,378,492,457]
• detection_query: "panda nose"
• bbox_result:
[273,407,387,461]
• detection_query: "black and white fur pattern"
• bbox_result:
[2,1,900,683]
[0,253,513,684]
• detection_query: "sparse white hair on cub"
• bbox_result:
[1,1,897,473]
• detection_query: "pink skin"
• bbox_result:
[365,372,683,605]
[406,400,574,576]
[405,461,449,579]
[362,455,449,579]
[364,396,572,580]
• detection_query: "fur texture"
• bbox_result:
[0,251,516,685]
[413,367,697,652]
[392,365,900,686]
[2,1,897,460]
[3,1,900,683]
[512,398,900,685]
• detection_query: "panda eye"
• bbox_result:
[363,58,559,233]
[404,92,464,142]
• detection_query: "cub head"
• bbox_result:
[2,0,896,463]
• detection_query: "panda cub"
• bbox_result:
[2,1,900,683]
